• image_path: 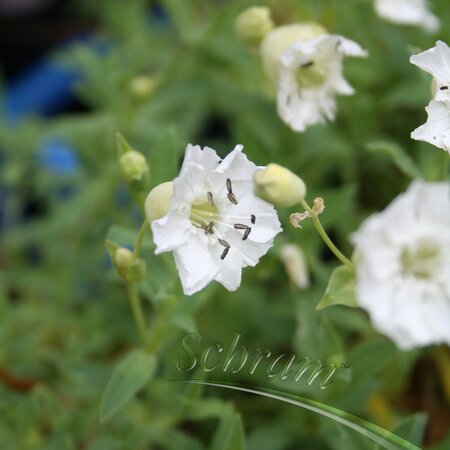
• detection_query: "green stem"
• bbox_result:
[299,198,353,269]
[126,220,150,347]
[127,283,148,347]
[133,220,148,260]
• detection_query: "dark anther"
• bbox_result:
[228,192,238,205]
[207,192,214,206]
[251,214,256,224]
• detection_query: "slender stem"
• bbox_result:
[133,220,149,259]
[299,198,353,269]
[127,283,148,346]
[126,220,150,348]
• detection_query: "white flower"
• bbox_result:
[411,100,450,153]
[410,41,450,102]
[374,0,440,32]
[150,144,282,295]
[280,244,309,289]
[352,181,450,350]
[277,34,367,132]
[410,41,450,153]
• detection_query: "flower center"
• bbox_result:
[189,198,219,231]
[295,61,327,88]
[188,180,256,260]
[401,240,440,280]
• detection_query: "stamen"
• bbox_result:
[234,223,252,240]
[220,247,229,260]
[251,214,256,224]
[440,85,448,90]
[301,61,314,68]
[219,238,230,248]
[218,238,230,260]
[226,178,232,194]
[228,192,238,205]
[204,221,214,235]
[207,192,214,206]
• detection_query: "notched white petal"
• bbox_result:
[411,100,450,153]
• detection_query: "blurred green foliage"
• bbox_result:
[0,0,449,448]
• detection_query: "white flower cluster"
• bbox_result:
[410,41,450,153]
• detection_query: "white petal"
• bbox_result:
[173,233,220,295]
[207,145,257,197]
[321,35,368,58]
[182,144,221,176]
[228,194,282,243]
[375,0,440,32]
[410,41,450,97]
[411,100,450,153]
[151,212,191,254]
[214,247,243,291]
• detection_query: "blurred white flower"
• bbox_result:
[411,100,450,153]
[277,35,367,132]
[352,181,450,350]
[410,41,450,153]
[410,41,450,101]
[374,0,439,32]
[280,244,310,289]
[150,144,282,295]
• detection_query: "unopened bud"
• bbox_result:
[126,258,146,283]
[235,6,274,44]
[145,181,174,223]
[114,247,134,278]
[253,163,306,208]
[119,151,149,190]
[129,75,157,99]
[260,23,327,81]
[280,244,310,289]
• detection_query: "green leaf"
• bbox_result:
[211,411,246,450]
[366,141,422,179]
[116,132,134,156]
[316,266,357,310]
[148,126,183,186]
[393,414,427,447]
[100,350,157,423]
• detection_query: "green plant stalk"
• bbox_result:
[299,197,353,269]
[133,220,149,259]
[127,220,150,348]
[127,283,148,347]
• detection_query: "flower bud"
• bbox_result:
[129,75,157,99]
[114,247,134,278]
[145,181,173,223]
[260,23,327,81]
[235,6,274,44]
[126,258,146,283]
[253,163,306,208]
[280,244,310,289]
[119,151,150,190]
